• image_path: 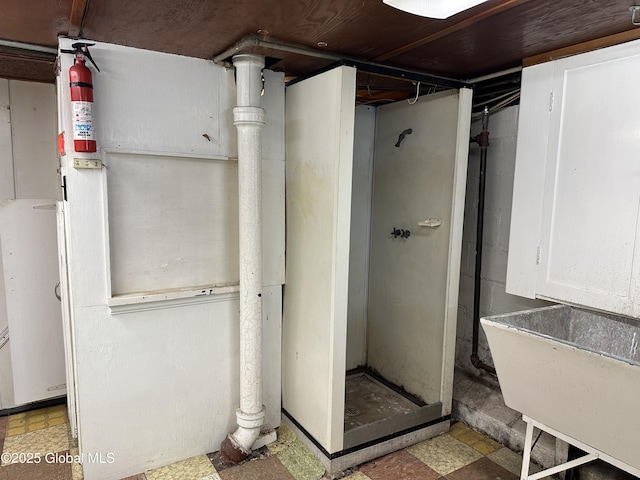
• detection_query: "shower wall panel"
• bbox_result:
[367,90,472,409]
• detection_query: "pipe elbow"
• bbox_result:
[220,406,266,464]
[470,353,497,375]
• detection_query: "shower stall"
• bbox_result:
[282,65,471,472]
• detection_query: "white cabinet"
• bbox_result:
[507,39,640,318]
[0,200,66,405]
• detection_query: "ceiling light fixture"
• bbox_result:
[383,0,489,19]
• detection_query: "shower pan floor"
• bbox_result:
[282,370,447,474]
[344,372,422,432]
[343,370,442,450]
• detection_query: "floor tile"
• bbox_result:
[0,410,542,480]
[0,459,72,480]
[359,450,441,480]
[0,417,7,440]
[69,447,84,480]
[2,424,69,463]
[449,422,502,455]
[219,455,295,480]
[487,447,543,478]
[48,405,68,418]
[343,473,371,480]
[407,433,483,476]
[66,423,78,451]
[145,455,219,480]
[270,424,325,480]
[445,457,518,480]
[4,428,23,438]
[266,423,297,455]
[6,406,68,436]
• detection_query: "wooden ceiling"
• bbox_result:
[2,0,640,103]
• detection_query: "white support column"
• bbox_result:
[221,53,266,462]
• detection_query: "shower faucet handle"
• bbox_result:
[391,227,410,239]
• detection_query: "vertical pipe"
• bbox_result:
[470,106,496,375]
[221,53,266,463]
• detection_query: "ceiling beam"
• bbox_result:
[373,0,531,62]
[68,0,89,38]
[523,27,640,67]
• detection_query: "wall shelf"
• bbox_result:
[107,283,240,314]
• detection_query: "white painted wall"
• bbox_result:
[455,105,550,372]
[346,105,376,370]
[57,39,284,480]
[0,79,58,409]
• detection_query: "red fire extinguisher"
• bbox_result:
[63,43,100,153]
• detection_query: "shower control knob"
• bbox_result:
[391,227,410,239]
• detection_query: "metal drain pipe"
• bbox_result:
[470,106,496,375]
[213,34,467,90]
[220,53,266,463]
[0,39,57,55]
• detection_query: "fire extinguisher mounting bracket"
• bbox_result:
[73,158,102,169]
[61,42,100,72]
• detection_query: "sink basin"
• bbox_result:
[481,304,640,472]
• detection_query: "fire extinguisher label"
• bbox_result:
[72,101,94,141]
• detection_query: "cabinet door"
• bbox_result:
[535,43,640,317]
[0,200,66,404]
[282,66,356,453]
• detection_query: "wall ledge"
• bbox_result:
[107,283,239,314]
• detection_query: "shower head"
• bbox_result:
[395,128,412,147]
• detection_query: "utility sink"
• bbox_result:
[481,304,640,474]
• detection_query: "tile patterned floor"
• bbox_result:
[0,403,81,480]
[0,404,545,480]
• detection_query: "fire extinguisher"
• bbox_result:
[62,43,100,153]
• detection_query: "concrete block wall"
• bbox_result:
[455,105,551,374]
